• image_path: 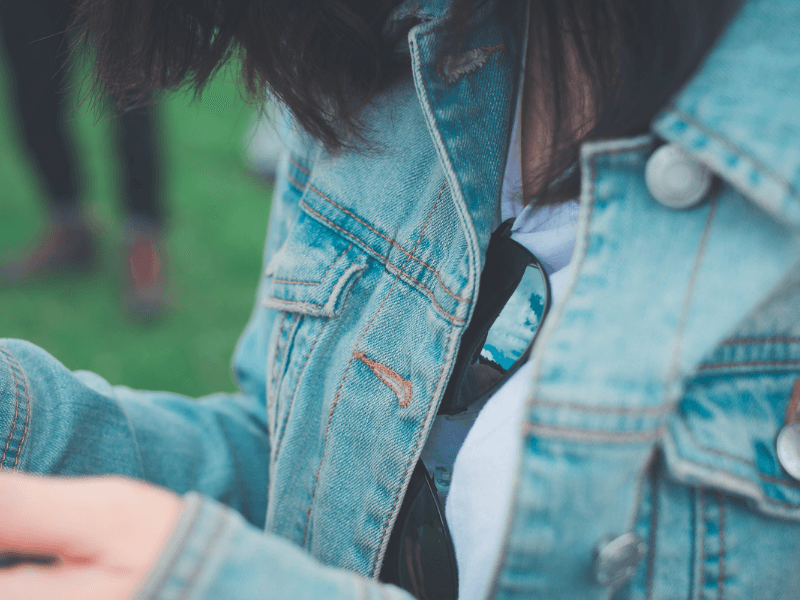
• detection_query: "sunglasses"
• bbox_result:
[380,219,552,599]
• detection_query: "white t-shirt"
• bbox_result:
[418,81,580,599]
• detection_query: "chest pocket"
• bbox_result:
[261,209,370,463]
[621,345,800,600]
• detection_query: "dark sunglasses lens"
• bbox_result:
[381,463,458,600]
[480,262,548,372]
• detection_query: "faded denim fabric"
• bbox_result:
[0,0,799,598]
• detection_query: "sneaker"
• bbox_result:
[123,224,170,321]
[0,211,97,283]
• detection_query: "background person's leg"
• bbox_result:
[0,0,96,281]
[118,105,170,319]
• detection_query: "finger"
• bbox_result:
[0,473,111,559]
[0,562,127,600]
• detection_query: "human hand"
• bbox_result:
[0,473,184,600]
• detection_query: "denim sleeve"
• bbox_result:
[0,339,270,528]
[136,493,413,600]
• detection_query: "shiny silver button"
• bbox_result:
[594,532,647,588]
[645,143,712,209]
[777,423,800,480]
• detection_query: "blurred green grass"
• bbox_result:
[0,59,272,397]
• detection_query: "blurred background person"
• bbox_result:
[0,0,168,320]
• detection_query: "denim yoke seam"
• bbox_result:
[306,185,471,303]
[0,345,30,471]
[301,181,447,551]
[298,199,466,324]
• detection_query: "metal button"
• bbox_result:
[777,424,800,480]
[594,532,647,588]
[645,143,712,209]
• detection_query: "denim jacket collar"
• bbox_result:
[653,0,800,231]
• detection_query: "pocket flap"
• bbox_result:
[263,212,369,317]
[663,370,800,520]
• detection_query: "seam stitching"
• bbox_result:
[645,463,659,600]
[663,189,720,397]
[174,512,230,600]
[303,183,445,549]
[721,337,800,346]
[286,173,307,192]
[271,319,330,470]
[530,397,670,416]
[371,320,456,578]
[12,353,30,471]
[667,107,798,200]
[698,491,706,600]
[307,184,470,303]
[699,359,800,371]
[289,157,311,176]
[263,260,361,311]
[354,351,413,408]
[0,346,21,471]
[523,422,664,443]
[717,493,726,600]
[299,199,465,324]
[271,244,353,286]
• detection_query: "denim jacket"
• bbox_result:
[2,0,799,598]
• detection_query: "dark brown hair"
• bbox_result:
[70,0,743,201]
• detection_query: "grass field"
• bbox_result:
[0,59,273,398]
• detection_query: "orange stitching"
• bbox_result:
[784,378,800,424]
[371,319,457,578]
[289,156,311,176]
[721,337,800,346]
[286,173,306,191]
[522,421,665,443]
[698,360,800,371]
[354,351,413,408]
[271,244,353,286]
[717,493,726,600]
[531,396,671,416]
[304,186,447,549]
[263,260,363,311]
[12,355,30,471]
[664,188,719,391]
[0,346,21,471]
[308,184,471,303]
[299,199,466,324]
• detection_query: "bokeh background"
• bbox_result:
[0,51,273,398]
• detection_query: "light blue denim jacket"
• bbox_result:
[1,0,799,598]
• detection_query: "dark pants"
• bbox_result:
[0,0,163,224]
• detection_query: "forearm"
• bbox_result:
[1,339,270,527]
